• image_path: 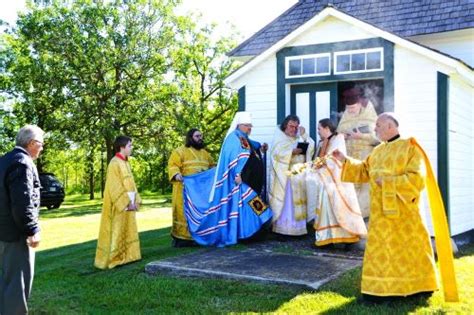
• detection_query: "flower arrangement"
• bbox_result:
[313,156,328,169]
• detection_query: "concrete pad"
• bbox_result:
[145,237,363,289]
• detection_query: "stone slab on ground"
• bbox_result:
[145,234,364,290]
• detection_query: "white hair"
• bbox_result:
[15,125,45,148]
[379,112,399,127]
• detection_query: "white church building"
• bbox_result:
[224,1,474,242]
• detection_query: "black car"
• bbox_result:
[39,173,65,209]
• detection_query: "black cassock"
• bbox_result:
[240,143,264,194]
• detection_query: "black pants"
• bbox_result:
[0,238,35,315]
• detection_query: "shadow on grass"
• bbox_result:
[317,242,474,314]
[40,196,171,219]
[31,208,474,314]
[31,227,304,314]
[319,286,432,314]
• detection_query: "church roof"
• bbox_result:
[229,0,474,57]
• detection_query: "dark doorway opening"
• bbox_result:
[337,79,384,121]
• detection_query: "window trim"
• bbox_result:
[333,47,384,74]
[285,53,331,78]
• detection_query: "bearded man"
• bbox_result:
[182,112,272,247]
[269,115,316,236]
[168,128,214,247]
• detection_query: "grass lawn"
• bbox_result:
[30,193,474,314]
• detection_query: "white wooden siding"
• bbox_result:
[229,22,474,237]
[395,45,474,236]
[394,46,439,235]
[448,74,474,235]
[288,16,373,47]
[233,56,279,144]
[409,29,474,68]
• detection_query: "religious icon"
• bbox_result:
[248,195,268,215]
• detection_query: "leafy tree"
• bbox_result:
[1,0,240,196]
[169,16,238,155]
[2,0,180,197]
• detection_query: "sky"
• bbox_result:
[0,0,297,41]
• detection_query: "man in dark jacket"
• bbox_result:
[0,125,44,315]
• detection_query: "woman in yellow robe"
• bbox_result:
[334,113,457,301]
[95,136,141,269]
[168,129,214,245]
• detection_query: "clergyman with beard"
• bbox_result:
[168,128,215,247]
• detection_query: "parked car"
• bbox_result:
[39,173,65,209]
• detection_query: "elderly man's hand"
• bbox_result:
[27,233,41,248]
[331,149,346,162]
[298,126,306,136]
[292,148,303,155]
[375,177,383,187]
[349,129,363,139]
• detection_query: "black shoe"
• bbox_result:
[359,292,433,304]
[315,243,334,249]
[360,294,399,304]
[172,238,198,248]
[408,291,434,300]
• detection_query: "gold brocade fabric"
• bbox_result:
[341,138,438,296]
[168,146,214,240]
[306,134,367,246]
[269,129,315,235]
[269,129,315,222]
[337,102,378,218]
[94,157,142,269]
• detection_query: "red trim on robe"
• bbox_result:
[115,153,127,161]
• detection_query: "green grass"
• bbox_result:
[31,194,474,314]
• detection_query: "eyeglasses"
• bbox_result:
[33,140,44,146]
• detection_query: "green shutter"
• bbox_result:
[437,71,450,222]
[238,86,246,111]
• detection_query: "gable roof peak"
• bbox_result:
[229,0,474,58]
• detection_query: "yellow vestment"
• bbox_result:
[95,156,142,269]
[337,102,378,218]
[341,137,457,300]
[168,146,214,240]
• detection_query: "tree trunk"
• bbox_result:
[106,137,114,164]
[161,150,167,195]
[100,145,105,198]
[36,158,43,173]
[87,148,95,200]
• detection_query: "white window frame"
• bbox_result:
[333,47,384,75]
[285,53,331,78]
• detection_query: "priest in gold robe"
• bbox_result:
[168,129,214,247]
[332,113,458,302]
[95,136,142,269]
[269,115,315,236]
[336,87,378,218]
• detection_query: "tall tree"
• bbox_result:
[2,0,181,197]
[1,0,240,195]
[169,16,238,155]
